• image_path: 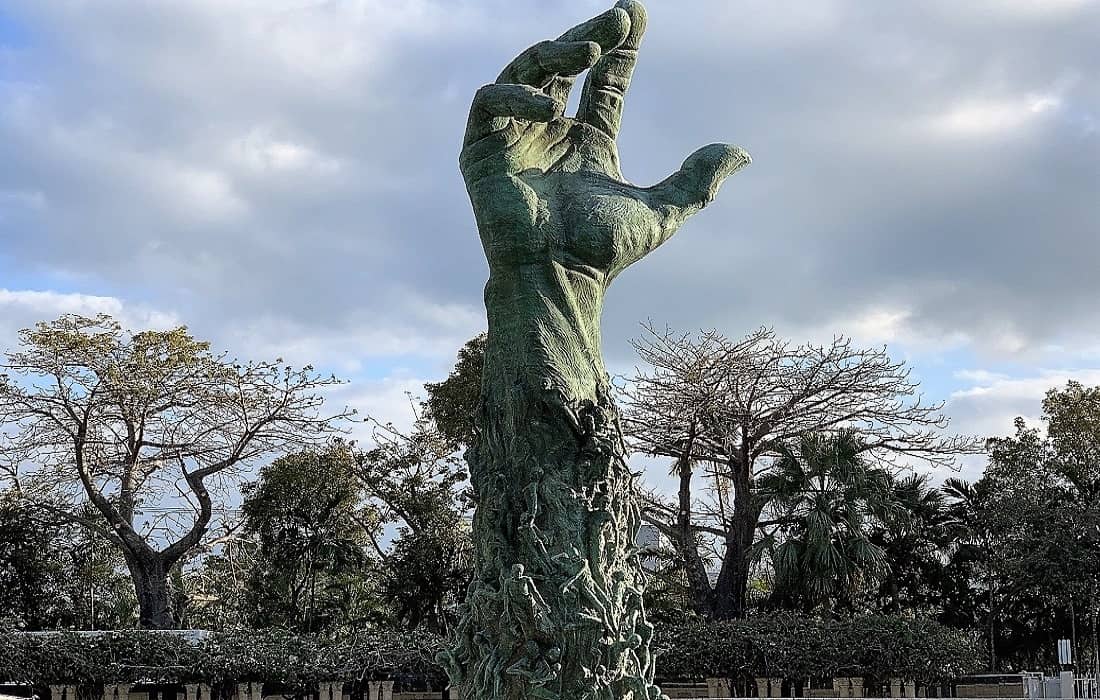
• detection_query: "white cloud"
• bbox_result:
[925,93,1062,137]
[801,305,969,352]
[0,288,181,350]
[958,0,1093,20]
[220,296,482,374]
[953,368,1010,383]
[228,128,343,176]
[150,162,248,222]
[0,188,46,213]
[947,367,1100,443]
[327,374,430,442]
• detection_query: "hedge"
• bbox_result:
[655,613,984,683]
[0,615,981,685]
[0,628,444,685]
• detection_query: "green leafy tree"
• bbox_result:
[756,431,892,613]
[423,334,485,449]
[0,495,136,630]
[0,314,351,628]
[240,444,382,633]
[939,383,1100,672]
[870,474,955,615]
[0,495,73,629]
[1045,381,1100,502]
[356,420,472,633]
[383,520,472,633]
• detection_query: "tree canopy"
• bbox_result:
[0,314,352,628]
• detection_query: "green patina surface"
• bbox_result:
[438,3,749,698]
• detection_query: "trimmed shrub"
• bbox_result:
[0,629,443,686]
[1,615,981,685]
[654,613,983,683]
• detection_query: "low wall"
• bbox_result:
[1,676,1036,700]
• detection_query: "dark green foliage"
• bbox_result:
[757,432,893,613]
[0,497,137,630]
[240,445,380,633]
[869,474,955,615]
[0,615,978,685]
[357,421,472,634]
[423,334,485,449]
[383,521,472,634]
[0,497,72,629]
[0,629,444,685]
[935,381,1100,671]
[654,614,982,683]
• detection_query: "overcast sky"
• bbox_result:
[1,0,1098,488]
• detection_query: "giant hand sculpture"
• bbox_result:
[442,3,748,698]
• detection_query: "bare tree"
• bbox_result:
[0,314,352,628]
[621,324,981,619]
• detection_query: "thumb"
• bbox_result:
[650,143,750,219]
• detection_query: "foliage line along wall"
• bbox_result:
[0,615,981,685]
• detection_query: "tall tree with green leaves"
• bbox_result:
[0,314,351,628]
[240,444,382,633]
[869,473,955,615]
[756,431,893,613]
[356,420,472,634]
[423,334,485,450]
[0,494,73,629]
[939,384,1100,672]
[0,494,137,630]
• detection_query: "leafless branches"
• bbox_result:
[623,323,981,472]
[618,323,983,617]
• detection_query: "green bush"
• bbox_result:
[654,613,983,683]
[0,629,444,685]
[1,615,981,685]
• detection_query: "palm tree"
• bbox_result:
[870,473,953,613]
[756,430,893,613]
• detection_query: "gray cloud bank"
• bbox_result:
[1,1,1098,470]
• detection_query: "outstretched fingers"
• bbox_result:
[649,143,751,221]
[496,6,629,99]
[578,0,647,138]
[546,6,632,103]
[465,7,632,152]
[497,40,601,89]
[463,83,564,147]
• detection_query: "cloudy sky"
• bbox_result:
[1,0,1098,486]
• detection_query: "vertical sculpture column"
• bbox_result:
[439,1,748,699]
[755,678,770,698]
[236,682,263,700]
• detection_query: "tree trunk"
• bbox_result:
[127,554,174,629]
[712,457,757,619]
[674,450,715,616]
